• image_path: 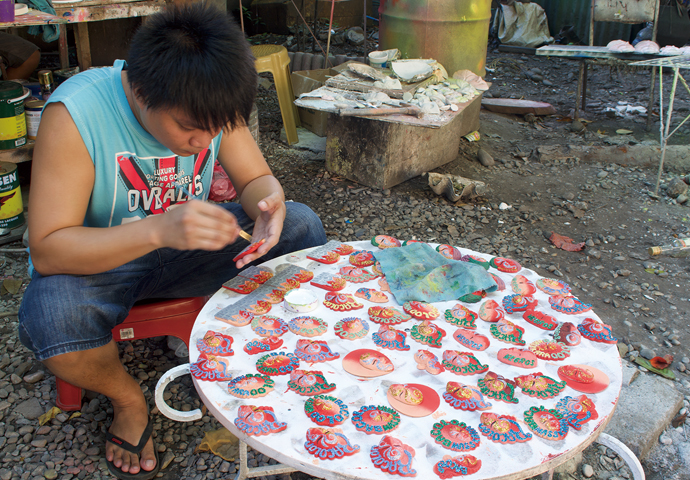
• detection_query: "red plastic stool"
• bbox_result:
[55,296,209,411]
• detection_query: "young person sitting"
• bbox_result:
[18,4,326,479]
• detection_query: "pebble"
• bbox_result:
[659,433,673,445]
[582,463,594,477]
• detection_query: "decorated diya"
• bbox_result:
[490,273,506,291]
[243,300,272,315]
[350,250,376,267]
[287,369,336,396]
[189,354,233,382]
[372,261,384,277]
[465,255,489,270]
[553,322,581,346]
[355,287,389,303]
[373,325,411,351]
[478,413,532,444]
[254,286,288,304]
[338,265,379,283]
[310,272,346,291]
[457,290,486,303]
[452,328,490,351]
[536,278,571,296]
[287,316,328,337]
[343,349,394,378]
[256,352,300,376]
[549,294,592,315]
[222,277,259,294]
[306,241,345,264]
[403,301,440,320]
[511,275,537,295]
[372,235,401,249]
[238,265,274,284]
[411,321,446,348]
[243,336,283,355]
[368,306,412,325]
[489,256,522,273]
[250,315,288,337]
[414,350,445,375]
[529,339,571,361]
[497,347,538,369]
[442,350,489,376]
[557,364,610,394]
[333,243,355,255]
[323,292,363,311]
[433,454,482,478]
[523,310,558,331]
[478,300,505,323]
[430,419,480,452]
[370,436,416,477]
[387,383,440,418]
[490,319,526,346]
[352,405,401,434]
[478,371,518,404]
[304,395,350,426]
[443,382,492,411]
[294,339,340,363]
[523,406,569,441]
[196,331,234,356]
[514,372,566,399]
[555,395,599,430]
[305,428,360,460]
[379,277,391,292]
[227,373,275,398]
[234,405,287,436]
[215,308,254,327]
[577,317,618,344]
[444,304,477,329]
[501,294,538,314]
[232,238,266,262]
[334,317,370,340]
[437,244,463,260]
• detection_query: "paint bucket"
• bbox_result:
[0,81,30,150]
[0,162,25,231]
[379,0,491,76]
[25,100,45,140]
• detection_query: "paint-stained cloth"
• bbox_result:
[374,243,497,303]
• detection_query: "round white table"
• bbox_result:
[177,241,623,480]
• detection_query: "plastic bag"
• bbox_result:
[209,161,237,202]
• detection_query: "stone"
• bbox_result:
[477,148,495,167]
[13,398,44,420]
[666,177,688,198]
[23,371,44,384]
[582,464,594,477]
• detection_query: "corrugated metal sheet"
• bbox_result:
[531,0,634,46]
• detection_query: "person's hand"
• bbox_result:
[235,192,286,268]
[154,200,240,251]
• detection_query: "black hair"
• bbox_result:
[127,2,257,132]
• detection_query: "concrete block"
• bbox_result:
[605,372,684,460]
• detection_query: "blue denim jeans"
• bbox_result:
[18,202,326,361]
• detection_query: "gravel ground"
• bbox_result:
[0,43,689,479]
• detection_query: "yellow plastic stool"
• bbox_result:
[251,44,300,145]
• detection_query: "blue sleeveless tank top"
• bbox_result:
[46,60,222,227]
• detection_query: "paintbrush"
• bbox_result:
[176,183,253,242]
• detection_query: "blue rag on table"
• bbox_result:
[18,0,60,43]
[375,243,497,303]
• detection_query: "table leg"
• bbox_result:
[582,61,588,112]
[647,67,657,132]
[234,440,297,480]
[654,66,680,195]
[58,25,69,70]
[575,60,585,120]
[75,23,92,71]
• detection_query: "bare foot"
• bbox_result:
[105,398,157,475]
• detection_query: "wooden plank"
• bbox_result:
[75,23,92,71]
[0,141,34,165]
[536,45,661,61]
[59,25,70,70]
[0,9,66,27]
[481,98,557,115]
[55,0,165,23]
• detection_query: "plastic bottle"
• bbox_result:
[632,22,653,46]
[648,238,690,257]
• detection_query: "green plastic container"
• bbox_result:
[379,0,492,77]
[0,81,29,150]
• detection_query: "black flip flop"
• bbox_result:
[106,416,161,480]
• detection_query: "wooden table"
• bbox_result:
[175,240,624,480]
[536,45,665,123]
[53,0,166,71]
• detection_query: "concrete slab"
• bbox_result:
[605,366,684,460]
[280,127,327,154]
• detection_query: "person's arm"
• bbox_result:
[217,125,286,268]
[28,103,241,276]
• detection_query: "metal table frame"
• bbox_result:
[631,56,690,195]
